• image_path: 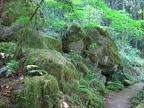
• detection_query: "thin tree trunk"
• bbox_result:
[0,0,4,22]
[13,0,44,59]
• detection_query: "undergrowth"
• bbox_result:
[107,73,124,91]
[130,87,144,108]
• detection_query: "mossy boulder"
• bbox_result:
[14,29,62,52]
[62,24,86,54]
[25,50,79,94]
[62,24,122,75]
[13,74,60,108]
[85,27,122,75]
[0,99,10,108]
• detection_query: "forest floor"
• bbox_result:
[104,82,144,108]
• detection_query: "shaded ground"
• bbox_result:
[104,82,144,108]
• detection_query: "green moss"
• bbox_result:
[64,23,85,43]
[60,79,80,94]
[104,38,122,66]
[68,34,84,43]
[43,35,62,52]
[0,99,10,108]
[15,74,60,108]
[43,75,59,94]
[14,29,62,52]
[25,50,78,80]
[25,50,79,94]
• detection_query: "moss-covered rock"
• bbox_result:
[25,50,78,94]
[62,24,86,54]
[14,74,60,108]
[14,29,62,52]
[62,24,122,75]
[0,99,10,108]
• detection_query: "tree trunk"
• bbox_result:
[0,0,4,23]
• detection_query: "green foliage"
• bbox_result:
[6,60,19,77]
[107,80,124,91]
[25,65,47,76]
[0,42,16,54]
[89,43,97,49]
[107,73,124,91]
[0,99,10,108]
[120,48,142,67]
[131,87,144,108]
[15,75,60,108]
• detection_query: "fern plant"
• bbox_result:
[25,65,47,76]
[6,60,19,77]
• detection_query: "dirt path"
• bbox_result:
[104,82,144,108]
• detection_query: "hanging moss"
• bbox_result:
[0,99,10,108]
[15,74,60,108]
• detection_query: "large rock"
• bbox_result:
[62,24,122,75]
[62,24,86,54]
[25,50,79,94]
[12,74,60,108]
[14,29,62,52]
